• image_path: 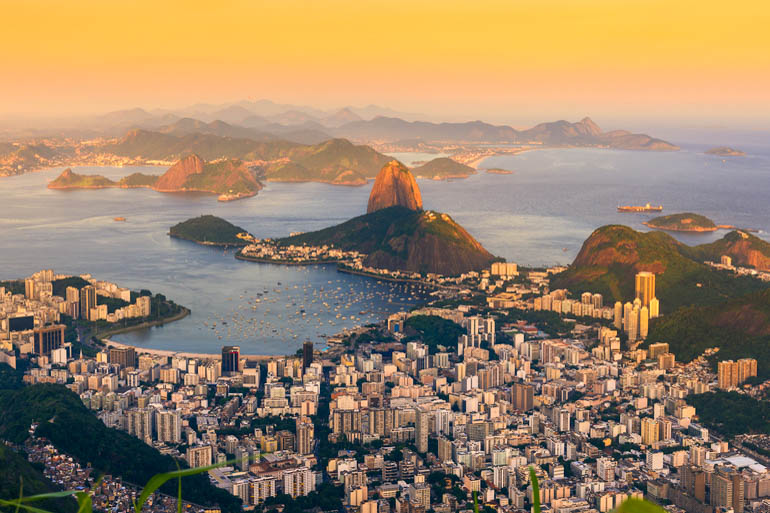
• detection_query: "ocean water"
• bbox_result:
[1,143,769,353]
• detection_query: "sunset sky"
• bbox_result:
[3,0,769,127]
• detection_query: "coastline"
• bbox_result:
[336,266,443,289]
[234,251,344,266]
[94,307,191,339]
[169,233,247,248]
[103,338,283,361]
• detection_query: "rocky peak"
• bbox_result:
[577,117,602,136]
[366,160,422,214]
[153,154,205,191]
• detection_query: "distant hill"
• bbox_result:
[265,138,391,185]
[0,384,241,512]
[643,212,717,232]
[170,215,249,246]
[691,230,770,272]
[367,161,423,213]
[48,167,117,188]
[411,157,476,180]
[48,155,262,200]
[551,225,768,310]
[334,116,678,150]
[706,146,745,157]
[280,206,496,276]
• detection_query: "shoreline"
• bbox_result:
[95,307,191,338]
[103,338,284,361]
[234,252,344,266]
[336,266,443,289]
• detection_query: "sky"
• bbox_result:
[2,0,769,127]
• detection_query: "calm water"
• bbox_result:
[1,143,769,353]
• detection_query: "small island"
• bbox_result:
[485,168,513,175]
[411,157,476,180]
[643,212,717,232]
[706,146,746,157]
[169,215,252,247]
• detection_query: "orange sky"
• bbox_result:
[2,0,769,125]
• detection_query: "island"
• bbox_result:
[48,154,263,201]
[485,168,513,174]
[410,157,476,180]
[169,215,252,247]
[643,212,717,232]
[706,146,746,157]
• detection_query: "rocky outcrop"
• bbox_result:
[152,154,205,192]
[367,160,423,213]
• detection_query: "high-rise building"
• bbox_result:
[718,358,757,389]
[635,272,656,307]
[302,341,313,370]
[250,476,277,504]
[127,408,153,444]
[156,409,181,443]
[296,416,314,455]
[415,407,429,454]
[641,417,659,446]
[639,306,649,339]
[613,302,623,330]
[512,383,534,412]
[222,345,240,374]
[80,286,96,321]
[65,286,80,304]
[109,346,137,369]
[648,342,669,359]
[283,467,315,498]
[649,297,660,318]
[186,445,212,468]
[33,324,64,356]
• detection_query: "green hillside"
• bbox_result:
[117,172,159,187]
[0,384,241,512]
[0,444,77,513]
[266,138,391,184]
[690,230,770,272]
[170,215,249,246]
[645,288,770,372]
[48,168,116,188]
[551,225,767,310]
[280,206,496,276]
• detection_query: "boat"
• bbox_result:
[113,217,126,222]
[617,203,663,213]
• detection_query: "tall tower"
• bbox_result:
[302,341,313,370]
[221,345,240,374]
[415,407,429,454]
[635,272,656,307]
[80,285,96,320]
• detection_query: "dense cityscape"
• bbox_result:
[3,255,769,513]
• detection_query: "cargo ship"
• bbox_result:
[617,203,663,213]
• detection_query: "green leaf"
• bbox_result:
[134,463,221,513]
[529,467,541,513]
[613,498,667,513]
[0,499,58,513]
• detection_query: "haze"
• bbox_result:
[2,0,769,128]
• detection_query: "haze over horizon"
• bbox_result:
[2,0,769,130]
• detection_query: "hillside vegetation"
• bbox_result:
[170,215,249,246]
[643,212,716,232]
[280,206,496,276]
[551,225,766,310]
[0,384,241,513]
